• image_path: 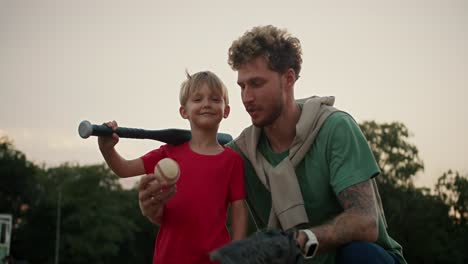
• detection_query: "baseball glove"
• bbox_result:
[210,229,304,264]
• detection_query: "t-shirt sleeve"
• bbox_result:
[140,146,167,174]
[225,140,236,150]
[326,112,380,194]
[228,152,246,202]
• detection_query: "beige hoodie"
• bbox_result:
[234,96,387,230]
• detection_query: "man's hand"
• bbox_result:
[138,173,176,224]
[210,229,304,264]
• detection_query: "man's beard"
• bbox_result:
[253,99,283,128]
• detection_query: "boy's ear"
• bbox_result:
[223,105,230,118]
[179,106,188,119]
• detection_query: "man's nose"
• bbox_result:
[242,87,254,103]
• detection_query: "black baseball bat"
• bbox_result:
[78,120,233,145]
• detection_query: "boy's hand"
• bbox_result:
[98,120,119,152]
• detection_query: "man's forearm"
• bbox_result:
[310,211,378,253]
[300,180,379,254]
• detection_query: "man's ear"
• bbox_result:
[284,68,296,88]
[179,106,188,119]
[223,105,231,118]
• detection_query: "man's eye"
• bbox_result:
[251,80,263,87]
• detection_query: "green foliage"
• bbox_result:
[44,164,156,264]
[111,189,157,264]
[435,170,468,226]
[0,136,40,217]
[359,121,424,187]
[51,164,131,263]
[360,122,467,263]
[378,182,464,263]
[0,137,156,264]
[0,136,44,262]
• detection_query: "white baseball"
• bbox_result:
[154,158,180,185]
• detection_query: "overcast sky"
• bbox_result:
[1,0,467,189]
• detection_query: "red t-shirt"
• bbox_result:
[141,142,246,264]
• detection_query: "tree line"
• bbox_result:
[1,121,467,263]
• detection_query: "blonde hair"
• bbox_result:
[228,25,302,80]
[179,70,229,106]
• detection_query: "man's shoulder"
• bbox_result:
[323,111,356,126]
[225,140,237,149]
[319,111,358,133]
[223,144,242,157]
[313,111,361,145]
[226,140,253,165]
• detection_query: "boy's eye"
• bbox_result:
[211,97,221,102]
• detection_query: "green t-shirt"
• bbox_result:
[228,111,406,264]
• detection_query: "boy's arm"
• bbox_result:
[230,199,248,241]
[100,146,145,177]
[98,120,145,178]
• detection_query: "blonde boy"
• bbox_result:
[98,71,248,264]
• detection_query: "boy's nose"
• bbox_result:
[202,99,212,107]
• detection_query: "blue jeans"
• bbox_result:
[336,242,399,264]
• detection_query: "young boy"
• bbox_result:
[97,71,248,264]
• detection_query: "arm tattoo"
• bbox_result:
[333,180,378,243]
[338,180,376,216]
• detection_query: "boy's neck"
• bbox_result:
[189,129,224,155]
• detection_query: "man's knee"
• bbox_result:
[336,241,397,264]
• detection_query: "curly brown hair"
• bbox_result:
[228,25,302,79]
